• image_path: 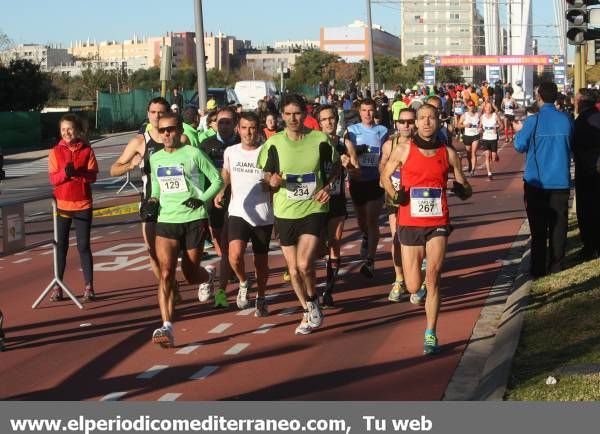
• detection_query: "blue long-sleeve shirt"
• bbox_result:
[514,103,573,189]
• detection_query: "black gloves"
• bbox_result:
[452,181,472,200]
[392,187,409,206]
[182,198,204,209]
[139,199,159,222]
[64,163,76,178]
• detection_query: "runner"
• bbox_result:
[145,112,224,348]
[453,97,466,141]
[110,97,171,283]
[459,100,481,175]
[383,104,472,354]
[344,99,389,277]
[257,94,339,334]
[501,90,517,142]
[199,107,240,306]
[479,101,502,180]
[379,108,416,302]
[214,112,274,316]
[316,104,358,308]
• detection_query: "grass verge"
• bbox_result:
[505,215,600,400]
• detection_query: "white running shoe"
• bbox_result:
[198,266,215,302]
[236,281,249,309]
[410,284,427,305]
[294,312,312,335]
[152,326,174,348]
[306,298,323,328]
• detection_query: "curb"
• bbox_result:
[443,218,532,400]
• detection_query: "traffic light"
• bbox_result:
[566,1,600,45]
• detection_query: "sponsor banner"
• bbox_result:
[425,55,564,67]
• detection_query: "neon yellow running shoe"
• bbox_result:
[283,270,291,282]
[214,288,229,308]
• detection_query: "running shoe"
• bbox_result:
[306,298,323,328]
[410,284,427,305]
[388,280,407,302]
[360,258,375,278]
[152,326,174,349]
[254,297,269,317]
[214,288,229,308]
[82,284,96,302]
[360,236,368,259]
[283,270,291,282]
[294,312,313,335]
[49,285,63,302]
[198,266,215,302]
[487,173,493,181]
[321,291,334,309]
[423,333,440,355]
[236,281,249,309]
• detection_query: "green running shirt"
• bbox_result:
[257,129,338,219]
[150,144,223,223]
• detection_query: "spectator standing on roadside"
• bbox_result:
[171,87,184,111]
[514,82,573,278]
[573,89,600,259]
[48,114,99,302]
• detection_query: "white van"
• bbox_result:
[234,80,278,110]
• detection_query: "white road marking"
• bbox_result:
[90,236,103,241]
[341,244,356,250]
[377,244,383,249]
[41,250,54,255]
[224,343,250,355]
[15,251,28,256]
[176,344,202,355]
[208,323,232,334]
[189,365,219,380]
[108,230,122,234]
[158,393,181,401]
[100,392,128,401]
[265,293,280,300]
[253,324,275,334]
[137,365,169,379]
[12,258,31,264]
[236,308,254,316]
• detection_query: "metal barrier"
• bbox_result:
[32,198,83,309]
[116,171,139,195]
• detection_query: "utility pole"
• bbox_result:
[194,0,208,111]
[366,0,376,97]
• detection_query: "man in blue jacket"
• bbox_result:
[513,82,573,278]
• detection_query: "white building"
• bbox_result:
[401,0,485,82]
[320,20,401,63]
[1,44,72,70]
[275,40,319,50]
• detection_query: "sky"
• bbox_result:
[1,0,561,54]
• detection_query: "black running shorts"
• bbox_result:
[275,213,325,247]
[349,179,384,207]
[463,134,480,147]
[156,219,207,250]
[398,225,453,247]
[228,215,273,254]
[479,139,498,153]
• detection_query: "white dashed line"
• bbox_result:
[69,236,76,240]
[253,324,275,334]
[176,344,202,355]
[158,393,181,401]
[137,365,169,379]
[377,244,383,249]
[236,308,254,316]
[41,250,54,255]
[15,251,28,256]
[108,230,122,234]
[278,307,299,316]
[189,365,219,380]
[100,392,128,401]
[224,343,250,355]
[383,237,393,242]
[90,236,103,241]
[12,258,31,264]
[341,244,356,250]
[265,293,280,300]
[208,323,232,334]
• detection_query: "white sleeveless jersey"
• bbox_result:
[463,112,480,136]
[481,113,498,141]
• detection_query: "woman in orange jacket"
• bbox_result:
[48,114,98,301]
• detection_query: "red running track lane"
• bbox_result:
[0,143,527,401]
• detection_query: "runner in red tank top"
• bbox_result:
[381,104,472,355]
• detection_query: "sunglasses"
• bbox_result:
[396,119,415,125]
[157,125,178,134]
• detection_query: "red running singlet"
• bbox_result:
[398,141,449,227]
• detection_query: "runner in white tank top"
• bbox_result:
[458,100,481,175]
[479,102,503,180]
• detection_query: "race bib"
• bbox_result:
[454,107,464,115]
[465,125,478,136]
[358,151,379,167]
[504,106,514,115]
[157,165,188,194]
[286,173,317,201]
[391,170,401,191]
[483,127,497,140]
[410,187,443,217]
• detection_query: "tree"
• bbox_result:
[0,59,54,111]
[287,50,340,92]
[436,66,463,84]
[206,68,235,87]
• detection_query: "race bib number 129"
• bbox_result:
[157,165,188,194]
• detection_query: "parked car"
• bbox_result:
[234,80,278,110]
[186,87,240,110]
